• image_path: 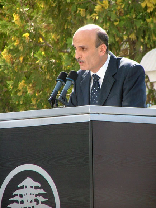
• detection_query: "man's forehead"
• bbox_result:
[72,39,91,48]
[73,29,96,45]
[74,28,96,37]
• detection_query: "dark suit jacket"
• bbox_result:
[67,52,146,108]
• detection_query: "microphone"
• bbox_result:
[48,71,68,107]
[58,70,78,105]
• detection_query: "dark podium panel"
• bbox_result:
[93,121,156,208]
[0,106,156,208]
[0,122,92,208]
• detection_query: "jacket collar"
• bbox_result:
[98,51,118,105]
[80,70,91,105]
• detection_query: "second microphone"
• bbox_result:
[58,71,78,105]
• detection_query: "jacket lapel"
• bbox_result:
[98,52,118,105]
[80,70,91,105]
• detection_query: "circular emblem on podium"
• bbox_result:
[0,164,60,208]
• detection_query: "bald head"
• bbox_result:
[75,24,102,32]
[73,24,109,52]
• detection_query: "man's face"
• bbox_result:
[72,29,103,73]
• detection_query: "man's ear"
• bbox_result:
[99,44,107,55]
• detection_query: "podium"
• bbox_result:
[0,106,156,208]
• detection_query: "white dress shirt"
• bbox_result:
[90,54,110,89]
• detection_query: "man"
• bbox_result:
[67,24,146,107]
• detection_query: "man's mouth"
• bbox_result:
[77,59,84,64]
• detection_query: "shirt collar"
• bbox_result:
[91,54,110,86]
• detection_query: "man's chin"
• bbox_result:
[81,68,87,71]
[80,66,88,71]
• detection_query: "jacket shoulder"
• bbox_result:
[119,57,142,68]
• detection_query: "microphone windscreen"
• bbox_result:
[67,71,78,82]
[57,71,68,83]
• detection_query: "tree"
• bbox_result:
[0,0,156,112]
[8,177,52,207]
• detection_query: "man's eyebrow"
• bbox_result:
[72,45,87,48]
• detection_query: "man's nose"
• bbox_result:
[75,50,81,60]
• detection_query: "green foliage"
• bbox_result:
[0,0,156,112]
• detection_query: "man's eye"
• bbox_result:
[81,47,86,51]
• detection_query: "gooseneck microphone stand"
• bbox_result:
[48,71,68,108]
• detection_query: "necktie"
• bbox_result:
[90,74,100,105]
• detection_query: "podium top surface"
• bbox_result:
[0,106,156,128]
